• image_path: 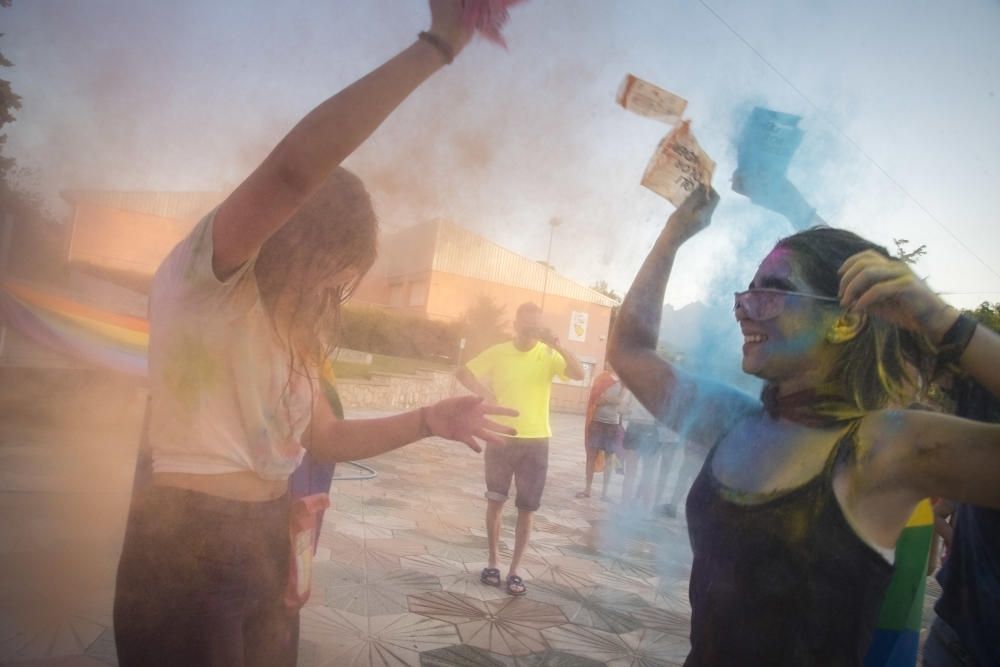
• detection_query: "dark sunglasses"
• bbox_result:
[733,288,841,321]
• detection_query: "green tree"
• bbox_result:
[589,280,621,302]
[892,238,927,265]
[968,301,1000,333]
[0,2,23,188]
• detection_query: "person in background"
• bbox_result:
[577,364,626,500]
[923,375,1000,667]
[655,434,703,519]
[620,389,662,509]
[457,302,585,596]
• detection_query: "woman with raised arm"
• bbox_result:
[609,186,1000,666]
[112,4,516,665]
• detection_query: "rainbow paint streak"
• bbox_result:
[0,280,149,377]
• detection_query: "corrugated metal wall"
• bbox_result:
[429,222,618,308]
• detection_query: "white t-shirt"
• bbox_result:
[147,209,311,480]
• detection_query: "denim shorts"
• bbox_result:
[484,438,549,511]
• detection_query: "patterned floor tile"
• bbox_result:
[588,552,659,581]
[626,606,691,639]
[407,532,492,564]
[364,513,419,531]
[617,627,689,666]
[82,628,117,666]
[588,570,658,600]
[541,624,636,664]
[302,607,462,667]
[438,572,509,602]
[4,411,833,666]
[419,643,516,667]
[0,608,107,662]
[521,561,597,590]
[318,531,366,567]
[324,567,442,616]
[333,519,397,541]
[409,592,565,657]
[527,581,649,634]
[400,554,468,577]
[512,649,606,667]
[542,624,687,666]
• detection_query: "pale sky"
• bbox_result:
[5,0,1000,310]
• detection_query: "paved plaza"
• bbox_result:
[0,408,939,666]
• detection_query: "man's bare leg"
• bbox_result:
[485,499,505,570]
[507,509,534,577]
[578,447,597,497]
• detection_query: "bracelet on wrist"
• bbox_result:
[934,312,978,376]
[418,31,454,65]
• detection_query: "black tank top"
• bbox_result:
[684,421,893,666]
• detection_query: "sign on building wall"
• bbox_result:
[568,311,588,342]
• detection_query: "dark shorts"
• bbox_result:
[624,422,661,455]
[587,421,624,453]
[484,438,549,512]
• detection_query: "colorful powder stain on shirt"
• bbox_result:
[162,335,222,413]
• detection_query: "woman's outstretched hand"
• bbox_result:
[429,0,475,57]
[664,185,720,246]
[424,395,518,452]
[837,250,955,339]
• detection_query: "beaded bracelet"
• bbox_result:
[418,31,454,65]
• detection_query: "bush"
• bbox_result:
[339,305,463,362]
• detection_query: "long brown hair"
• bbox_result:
[254,167,378,384]
[775,226,936,411]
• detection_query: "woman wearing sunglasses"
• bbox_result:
[609,186,1000,666]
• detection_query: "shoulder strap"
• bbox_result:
[821,418,864,477]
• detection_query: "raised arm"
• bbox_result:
[212,1,472,278]
[838,250,1000,399]
[539,330,585,381]
[835,252,1000,543]
[609,187,756,447]
[732,169,825,230]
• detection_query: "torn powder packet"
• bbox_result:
[616,73,688,125]
[641,121,716,207]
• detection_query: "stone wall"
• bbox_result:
[337,369,460,412]
[336,368,586,415]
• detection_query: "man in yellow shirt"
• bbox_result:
[457,302,585,595]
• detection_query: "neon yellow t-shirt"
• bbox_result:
[465,341,568,439]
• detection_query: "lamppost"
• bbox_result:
[540,217,562,312]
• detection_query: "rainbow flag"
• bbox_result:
[864,499,935,667]
[0,280,149,377]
